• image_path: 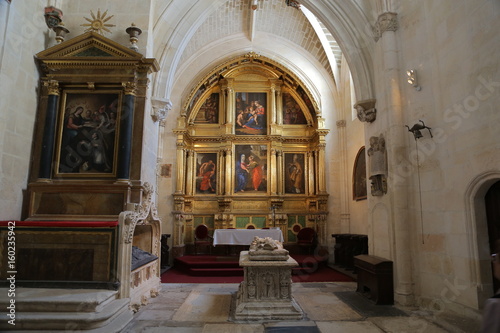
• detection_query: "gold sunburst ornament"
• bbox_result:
[81,9,115,35]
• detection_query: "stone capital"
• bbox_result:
[373,12,398,42]
[354,99,377,123]
[44,80,60,96]
[122,81,137,96]
[151,97,172,122]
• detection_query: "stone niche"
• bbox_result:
[234,237,303,321]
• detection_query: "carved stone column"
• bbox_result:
[374,11,413,305]
[38,80,60,180]
[336,120,350,233]
[117,81,137,181]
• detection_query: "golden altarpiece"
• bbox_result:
[172,52,329,257]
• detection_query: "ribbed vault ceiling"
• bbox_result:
[178,0,336,79]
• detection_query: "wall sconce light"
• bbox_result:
[405,120,433,140]
[406,69,421,91]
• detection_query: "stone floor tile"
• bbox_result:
[316,320,384,333]
[264,321,318,332]
[369,316,450,333]
[135,308,176,321]
[293,292,363,321]
[202,323,265,333]
[172,290,233,322]
[142,327,204,333]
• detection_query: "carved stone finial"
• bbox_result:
[373,12,398,42]
[354,99,377,123]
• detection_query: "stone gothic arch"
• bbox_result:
[464,170,500,308]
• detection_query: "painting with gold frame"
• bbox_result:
[282,93,307,125]
[55,91,121,176]
[235,92,267,135]
[284,153,305,194]
[195,152,217,194]
[234,144,267,193]
[194,93,219,124]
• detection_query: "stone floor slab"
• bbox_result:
[334,291,408,317]
[264,321,320,333]
[369,316,450,333]
[316,320,384,333]
[172,290,232,322]
[135,308,176,321]
[202,323,264,333]
[143,327,204,333]
[293,292,363,321]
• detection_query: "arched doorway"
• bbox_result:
[485,180,500,292]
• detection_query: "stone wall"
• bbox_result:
[0,1,46,219]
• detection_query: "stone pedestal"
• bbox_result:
[234,251,303,320]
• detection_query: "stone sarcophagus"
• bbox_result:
[234,237,303,320]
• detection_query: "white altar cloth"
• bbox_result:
[213,229,284,246]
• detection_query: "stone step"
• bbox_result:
[0,298,132,332]
[189,267,243,276]
[0,288,133,332]
[0,288,118,312]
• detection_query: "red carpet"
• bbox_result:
[161,254,354,283]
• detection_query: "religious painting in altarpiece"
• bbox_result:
[174,52,329,248]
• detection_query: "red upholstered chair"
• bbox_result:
[246,225,255,229]
[194,224,213,255]
[262,227,270,229]
[297,227,316,254]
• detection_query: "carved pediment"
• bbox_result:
[37,31,141,59]
[36,31,159,75]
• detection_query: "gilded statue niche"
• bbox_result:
[172,52,329,256]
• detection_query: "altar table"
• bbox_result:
[213,228,284,246]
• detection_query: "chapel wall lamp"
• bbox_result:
[406,69,421,91]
